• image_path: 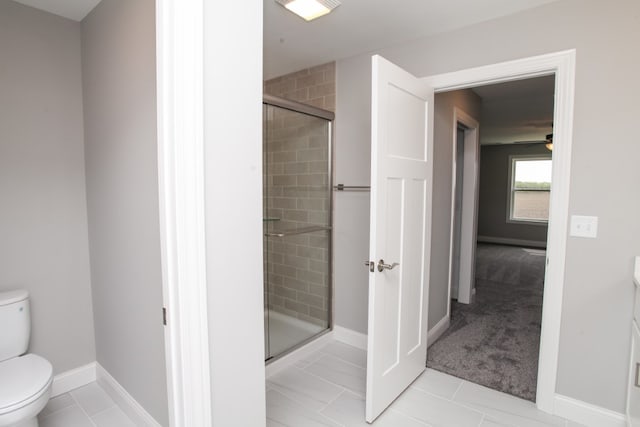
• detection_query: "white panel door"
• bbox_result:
[365,55,434,423]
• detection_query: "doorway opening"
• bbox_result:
[427,75,556,402]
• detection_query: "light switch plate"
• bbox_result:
[570,215,598,238]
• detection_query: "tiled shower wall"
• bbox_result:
[264,62,335,112]
[263,62,335,327]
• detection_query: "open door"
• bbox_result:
[365,55,434,422]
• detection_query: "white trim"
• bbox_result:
[427,316,450,348]
[334,325,368,350]
[265,331,335,377]
[507,154,552,224]
[554,394,626,427]
[96,363,161,427]
[447,108,480,306]
[50,362,96,397]
[477,235,547,249]
[423,49,576,413]
[156,1,211,426]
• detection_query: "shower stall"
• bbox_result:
[263,95,334,361]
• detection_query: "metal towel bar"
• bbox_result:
[333,184,371,191]
[264,226,332,238]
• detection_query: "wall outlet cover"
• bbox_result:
[569,215,598,238]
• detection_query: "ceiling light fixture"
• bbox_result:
[275,0,341,22]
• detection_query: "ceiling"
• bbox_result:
[471,75,555,145]
[264,0,560,79]
[12,0,101,21]
[16,0,556,144]
[18,0,560,78]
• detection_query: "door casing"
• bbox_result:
[422,49,576,412]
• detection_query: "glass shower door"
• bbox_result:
[263,98,333,361]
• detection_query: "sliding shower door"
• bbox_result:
[263,96,333,361]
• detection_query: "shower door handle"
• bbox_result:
[377,259,399,272]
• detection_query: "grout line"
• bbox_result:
[300,364,356,391]
[67,386,99,427]
[319,389,346,412]
[314,351,367,371]
[451,379,465,401]
[315,390,348,427]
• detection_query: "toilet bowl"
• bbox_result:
[0,354,53,427]
[0,291,53,427]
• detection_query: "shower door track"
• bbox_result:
[263,94,335,121]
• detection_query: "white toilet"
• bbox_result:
[0,290,53,427]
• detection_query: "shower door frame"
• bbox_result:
[263,94,336,363]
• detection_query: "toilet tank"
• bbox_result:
[0,290,30,362]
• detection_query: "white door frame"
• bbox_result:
[156,0,212,425]
[447,108,480,306]
[422,49,576,413]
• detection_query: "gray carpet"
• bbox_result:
[426,243,546,401]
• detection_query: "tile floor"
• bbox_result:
[39,382,138,427]
[266,340,585,427]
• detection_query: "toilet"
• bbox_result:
[0,290,53,427]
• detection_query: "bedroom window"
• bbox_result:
[508,156,552,223]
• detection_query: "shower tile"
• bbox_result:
[267,368,343,411]
[304,354,366,397]
[284,299,310,315]
[297,293,323,308]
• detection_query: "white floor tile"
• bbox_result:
[92,406,137,427]
[70,382,116,416]
[40,393,76,418]
[305,354,366,397]
[454,381,566,427]
[39,405,95,427]
[320,390,428,427]
[268,367,344,411]
[294,350,327,369]
[320,342,367,368]
[266,389,342,427]
[480,418,512,426]
[392,386,484,427]
[411,368,463,400]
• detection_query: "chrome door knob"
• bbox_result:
[377,259,400,272]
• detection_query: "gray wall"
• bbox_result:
[81,0,168,424]
[334,0,640,414]
[477,144,550,244]
[0,1,96,374]
[429,90,481,327]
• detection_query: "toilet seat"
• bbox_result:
[0,354,53,415]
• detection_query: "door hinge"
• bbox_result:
[162,307,167,326]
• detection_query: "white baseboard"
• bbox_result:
[51,362,96,397]
[96,363,161,427]
[427,316,450,348]
[477,235,547,249]
[554,394,626,427]
[333,325,367,350]
[266,330,335,378]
